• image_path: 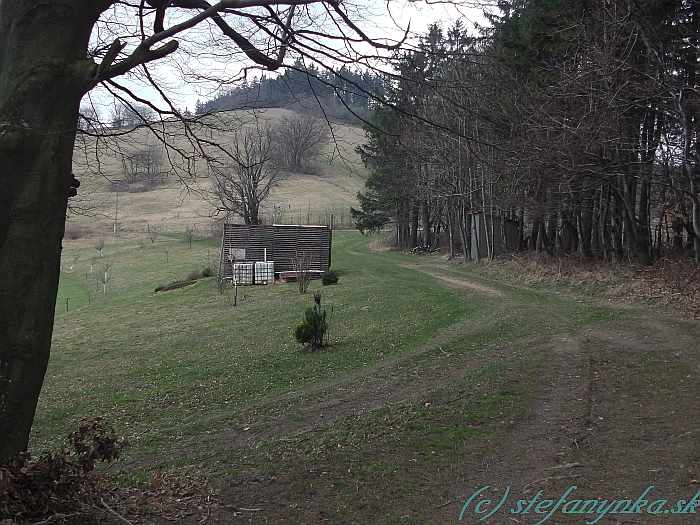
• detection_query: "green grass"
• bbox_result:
[31,230,630,524]
[36,232,619,451]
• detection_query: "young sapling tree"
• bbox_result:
[95,237,105,258]
[294,291,330,351]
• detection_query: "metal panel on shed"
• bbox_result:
[222,224,331,279]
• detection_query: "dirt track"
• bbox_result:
[141,264,700,524]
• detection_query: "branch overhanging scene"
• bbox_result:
[2,0,700,523]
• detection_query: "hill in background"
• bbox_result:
[68,108,366,239]
[195,60,386,126]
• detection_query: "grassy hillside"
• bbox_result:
[68,108,366,236]
[41,228,616,459]
[29,228,700,523]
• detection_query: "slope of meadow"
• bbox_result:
[27,109,700,524]
[68,108,366,237]
[37,228,700,524]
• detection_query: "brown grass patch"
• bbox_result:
[64,225,95,240]
[483,251,700,317]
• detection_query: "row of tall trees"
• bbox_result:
[197,59,388,122]
[354,0,700,264]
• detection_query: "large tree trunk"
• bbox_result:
[0,0,101,460]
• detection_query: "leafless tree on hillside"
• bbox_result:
[110,102,157,129]
[147,227,159,244]
[95,237,105,258]
[119,145,166,185]
[271,113,331,173]
[185,225,195,249]
[210,122,282,225]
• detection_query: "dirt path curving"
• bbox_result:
[400,262,505,297]
[138,265,700,525]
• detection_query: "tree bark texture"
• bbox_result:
[0,0,103,460]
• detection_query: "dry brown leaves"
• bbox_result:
[485,252,700,317]
[629,259,700,316]
[0,416,218,524]
[0,418,128,523]
[116,473,219,523]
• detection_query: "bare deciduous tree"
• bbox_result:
[271,113,331,173]
[110,102,156,129]
[211,123,282,225]
[119,145,166,185]
[147,225,159,244]
[78,105,101,132]
[94,237,105,257]
[185,225,195,249]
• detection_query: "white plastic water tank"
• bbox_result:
[232,263,254,285]
[255,261,274,284]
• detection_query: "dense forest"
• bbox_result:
[195,59,387,124]
[351,0,700,264]
[195,0,700,265]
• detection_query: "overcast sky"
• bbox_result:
[85,1,492,118]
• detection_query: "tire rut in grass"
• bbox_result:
[128,315,538,467]
[434,311,700,522]
[217,316,544,447]
[400,262,505,297]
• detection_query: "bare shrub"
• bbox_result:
[147,226,159,244]
[107,177,167,193]
[64,225,92,240]
[366,233,396,252]
[291,249,313,294]
[106,179,125,192]
[94,236,105,257]
[127,179,168,192]
[0,417,128,522]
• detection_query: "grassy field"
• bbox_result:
[38,231,618,455]
[29,110,700,523]
[33,225,695,523]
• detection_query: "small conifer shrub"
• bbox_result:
[294,291,329,351]
[321,269,339,286]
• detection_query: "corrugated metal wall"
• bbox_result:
[470,214,519,260]
[221,224,332,280]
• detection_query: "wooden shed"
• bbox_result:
[219,224,332,282]
[469,213,519,260]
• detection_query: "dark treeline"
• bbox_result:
[352,0,700,264]
[196,59,387,124]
